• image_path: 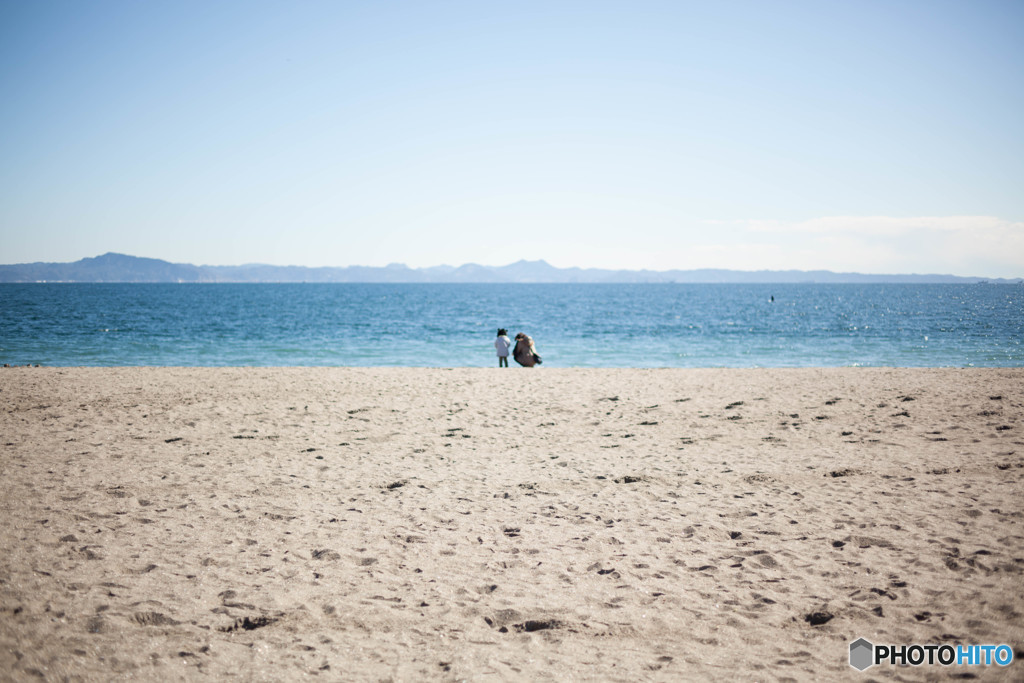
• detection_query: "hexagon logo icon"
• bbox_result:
[849,638,874,671]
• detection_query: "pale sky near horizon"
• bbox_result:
[2,1,1022,277]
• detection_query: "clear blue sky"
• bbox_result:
[2,0,1022,276]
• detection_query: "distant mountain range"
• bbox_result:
[0,253,1019,284]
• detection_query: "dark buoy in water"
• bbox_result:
[770,295,774,302]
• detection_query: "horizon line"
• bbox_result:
[7,252,1018,281]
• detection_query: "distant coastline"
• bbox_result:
[0,252,1019,284]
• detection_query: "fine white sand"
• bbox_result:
[1,367,1022,680]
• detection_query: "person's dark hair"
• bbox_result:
[497,328,507,336]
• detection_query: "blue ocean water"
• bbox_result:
[0,283,1021,367]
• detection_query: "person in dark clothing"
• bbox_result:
[513,333,542,367]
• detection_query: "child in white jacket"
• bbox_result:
[494,329,511,367]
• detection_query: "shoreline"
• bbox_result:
[2,367,1022,679]
[5,363,1024,369]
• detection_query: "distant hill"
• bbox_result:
[0,252,1019,284]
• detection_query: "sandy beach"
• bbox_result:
[1,367,1022,681]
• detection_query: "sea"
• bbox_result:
[1,283,1021,368]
